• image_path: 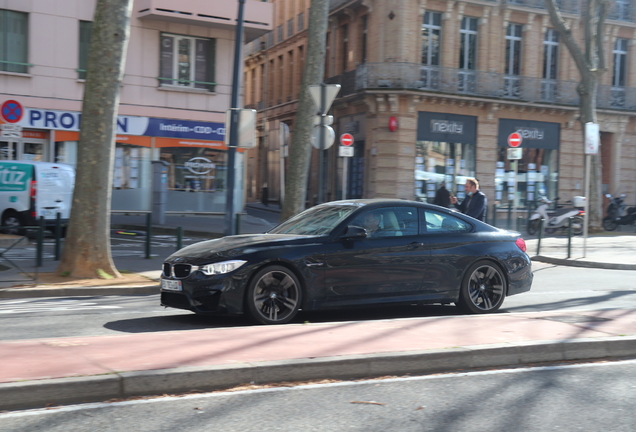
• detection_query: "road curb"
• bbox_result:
[531,255,636,270]
[2,336,636,411]
[0,284,159,299]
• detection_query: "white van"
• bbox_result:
[0,161,75,234]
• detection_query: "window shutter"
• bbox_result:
[160,34,174,85]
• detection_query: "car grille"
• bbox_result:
[161,292,191,310]
[163,263,193,278]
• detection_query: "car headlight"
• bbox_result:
[197,260,247,276]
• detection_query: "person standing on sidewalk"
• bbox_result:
[450,177,487,221]
[433,181,451,208]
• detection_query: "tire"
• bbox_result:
[527,219,539,235]
[571,216,584,235]
[602,217,618,232]
[457,260,507,314]
[1,211,25,236]
[245,265,302,325]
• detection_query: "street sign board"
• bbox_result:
[340,133,354,146]
[1,100,24,123]
[508,132,522,148]
[225,108,257,148]
[308,84,341,114]
[507,148,522,160]
[339,146,354,157]
[311,125,335,150]
[585,122,599,155]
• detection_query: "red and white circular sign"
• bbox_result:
[340,133,354,147]
[508,132,522,148]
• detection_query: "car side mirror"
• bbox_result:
[341,225,368,239]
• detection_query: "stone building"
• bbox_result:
[244,0,636,218]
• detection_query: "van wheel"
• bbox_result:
[1,211,25,236]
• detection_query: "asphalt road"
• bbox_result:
[1,263,636,341]
[2,358,635,431]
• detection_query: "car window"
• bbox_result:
[423,209,471,234]
[351,206,419,238]
[269,203,360,235]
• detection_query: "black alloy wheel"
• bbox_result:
[602,216,618,232]
[457,260,507,314]
[527,219,539,235]
[246,265,302,325]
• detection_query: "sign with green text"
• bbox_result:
[0,162,32,192]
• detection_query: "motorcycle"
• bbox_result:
[602,193,636,231]
[527,196,585,236]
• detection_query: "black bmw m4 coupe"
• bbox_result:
[161,199,533,324]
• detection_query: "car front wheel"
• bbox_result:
[457,260,507,314]
[246,265,302,325]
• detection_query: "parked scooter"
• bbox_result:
[602,193,636,231]
[527,196,585,235]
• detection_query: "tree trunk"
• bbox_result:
[57,0,133,278]
[280,0,329,221]
[578,75,604,231]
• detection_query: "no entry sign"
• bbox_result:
[508,132,522,148]
[340,133,354,146]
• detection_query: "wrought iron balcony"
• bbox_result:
[326,62,636,112]
[355,63,580,104]
[503,0,581,14]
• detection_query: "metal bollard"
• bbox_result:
[507,203,512,229]
[36,216,45,267]
[536,218,544,256]
[567,216,572,259]
[176,226,183,251]
[145,213,152,259]
[491,204,498,227]
[517,216,523,232]
[54,212,62,261]
[235,213,241,235]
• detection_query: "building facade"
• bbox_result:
[245,0,636,215]
[0,0,273,213]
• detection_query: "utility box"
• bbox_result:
[151,160,169,225]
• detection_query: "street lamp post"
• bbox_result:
[224,0,246,236]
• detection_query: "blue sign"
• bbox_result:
[146,118,226,141]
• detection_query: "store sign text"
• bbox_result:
[431,120,464,134]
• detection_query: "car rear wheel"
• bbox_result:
[457,261,506,314]
[1,211,24,236]
[246,265,302,325]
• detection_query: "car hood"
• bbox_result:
[166,233,322,261]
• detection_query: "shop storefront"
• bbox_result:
[415,112,477,203]
[496,119,560,208]
[0,99,241,213]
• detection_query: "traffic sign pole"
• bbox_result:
[507,132,523,228]
[318,83,326,204]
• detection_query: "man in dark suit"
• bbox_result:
[450,177,487,221]
[433,181,451,208]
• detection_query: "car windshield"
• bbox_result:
[269,203,361,235]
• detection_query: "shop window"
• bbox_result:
[494,148,558,209]
[112,143,151,211]
[159,33,216,91]
[0,9,28,73]
[78,20,92,80]
[415,141,476,203]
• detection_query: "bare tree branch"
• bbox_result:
[544,0,589,75]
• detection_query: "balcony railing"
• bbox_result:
[505,0,580,14]
[355,63,579,105]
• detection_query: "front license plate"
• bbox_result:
[161,279,182,291]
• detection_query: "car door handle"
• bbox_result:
[407,242,423,249]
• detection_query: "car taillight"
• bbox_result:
[30,180,37,198]
[578,210,585,215]
[515,237,527,253]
